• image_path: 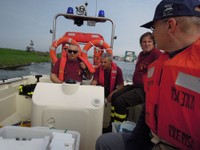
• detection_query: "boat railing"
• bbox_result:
[51,13,116,48]
[0,76,28,85]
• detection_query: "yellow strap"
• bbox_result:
[114,112,127,120]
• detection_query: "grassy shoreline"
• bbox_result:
[0,48,50,69]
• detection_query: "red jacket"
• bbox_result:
[144,39,200,149]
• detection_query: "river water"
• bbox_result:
[0,60,135,81]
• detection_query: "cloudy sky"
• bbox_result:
[0,0,161,56]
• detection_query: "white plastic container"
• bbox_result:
[31,82,104,150]
[0,126,80,150]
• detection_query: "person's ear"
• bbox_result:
[167,18,177,32]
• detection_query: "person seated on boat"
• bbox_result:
[96,0,200,149]
[50,44,94,83]
[103,32,162,133]
[90,52,124,101]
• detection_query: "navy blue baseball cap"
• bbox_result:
[141,0,200,29]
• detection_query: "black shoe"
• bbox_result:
[102,125,112,133]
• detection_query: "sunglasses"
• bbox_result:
[68,50,78,54]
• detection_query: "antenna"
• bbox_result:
[95,0,98,16]
[85,1,88,16]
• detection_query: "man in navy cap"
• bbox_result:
[95,0,200,149]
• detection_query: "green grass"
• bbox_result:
[0,48,50,68]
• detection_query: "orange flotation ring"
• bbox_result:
[81,39,113,69]
[49,37,80,64]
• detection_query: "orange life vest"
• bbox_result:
[99,62,117,93]
[49,37,95,82]
[58,50,95,82]
[144,39,200,149]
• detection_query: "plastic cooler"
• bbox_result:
[0,126,80,150]
[31,82,104,150]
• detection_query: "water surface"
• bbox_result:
[0,60,135,81]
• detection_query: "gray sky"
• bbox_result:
[0,0,160,56]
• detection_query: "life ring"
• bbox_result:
[81,39,113,69]
[49,37,80,64]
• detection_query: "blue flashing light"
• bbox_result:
[98,10,105,17]
[67,7,74,14]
